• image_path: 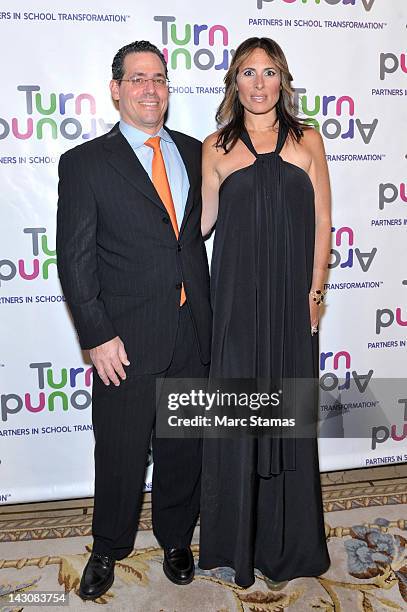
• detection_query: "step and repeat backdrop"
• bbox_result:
[0,0,406,504]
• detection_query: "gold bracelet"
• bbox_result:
[310,289,326,305]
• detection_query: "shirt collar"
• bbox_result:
[119,120,173,149]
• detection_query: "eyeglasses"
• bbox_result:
[118,77,169,88]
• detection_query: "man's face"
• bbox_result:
[110,51,169,134]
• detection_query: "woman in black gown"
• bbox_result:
[199,37,332,587]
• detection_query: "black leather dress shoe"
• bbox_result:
[79,552,115,600]
[163,547,194,585]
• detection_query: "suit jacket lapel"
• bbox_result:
[103,123,167,215]
[165,127,196,237]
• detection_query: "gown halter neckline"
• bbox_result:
[239,123,288,158]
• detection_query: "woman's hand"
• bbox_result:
[309,293,320,335]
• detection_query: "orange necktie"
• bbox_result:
[144,136,186,306]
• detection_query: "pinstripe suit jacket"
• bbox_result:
[56,123,212,374]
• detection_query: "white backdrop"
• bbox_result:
[0,0,406,504]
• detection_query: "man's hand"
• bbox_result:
[90,336,130,386]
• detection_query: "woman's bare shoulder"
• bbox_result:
[301,126,325,151]
[203,130,223,154]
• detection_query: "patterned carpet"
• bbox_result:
[0,470,406,611]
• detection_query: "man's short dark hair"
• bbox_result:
[112,40,168,80]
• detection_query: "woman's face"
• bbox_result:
[236,48,281,119]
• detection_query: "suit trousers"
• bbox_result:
[91,304,209,560]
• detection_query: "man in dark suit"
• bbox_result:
[56,40,211,600]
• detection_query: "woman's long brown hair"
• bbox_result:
[216,37,308,153]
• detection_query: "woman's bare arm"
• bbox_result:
[201,133,221,238]
[306,128,332,326]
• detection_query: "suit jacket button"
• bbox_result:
[162,216,170,224]
[177,244,182,252]
[175,282,182,290]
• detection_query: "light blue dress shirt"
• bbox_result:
[119,120,190,228]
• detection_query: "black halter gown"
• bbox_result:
[199,125,330,586]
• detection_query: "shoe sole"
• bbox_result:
[78,573,114,601]
[163,559,194,585]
